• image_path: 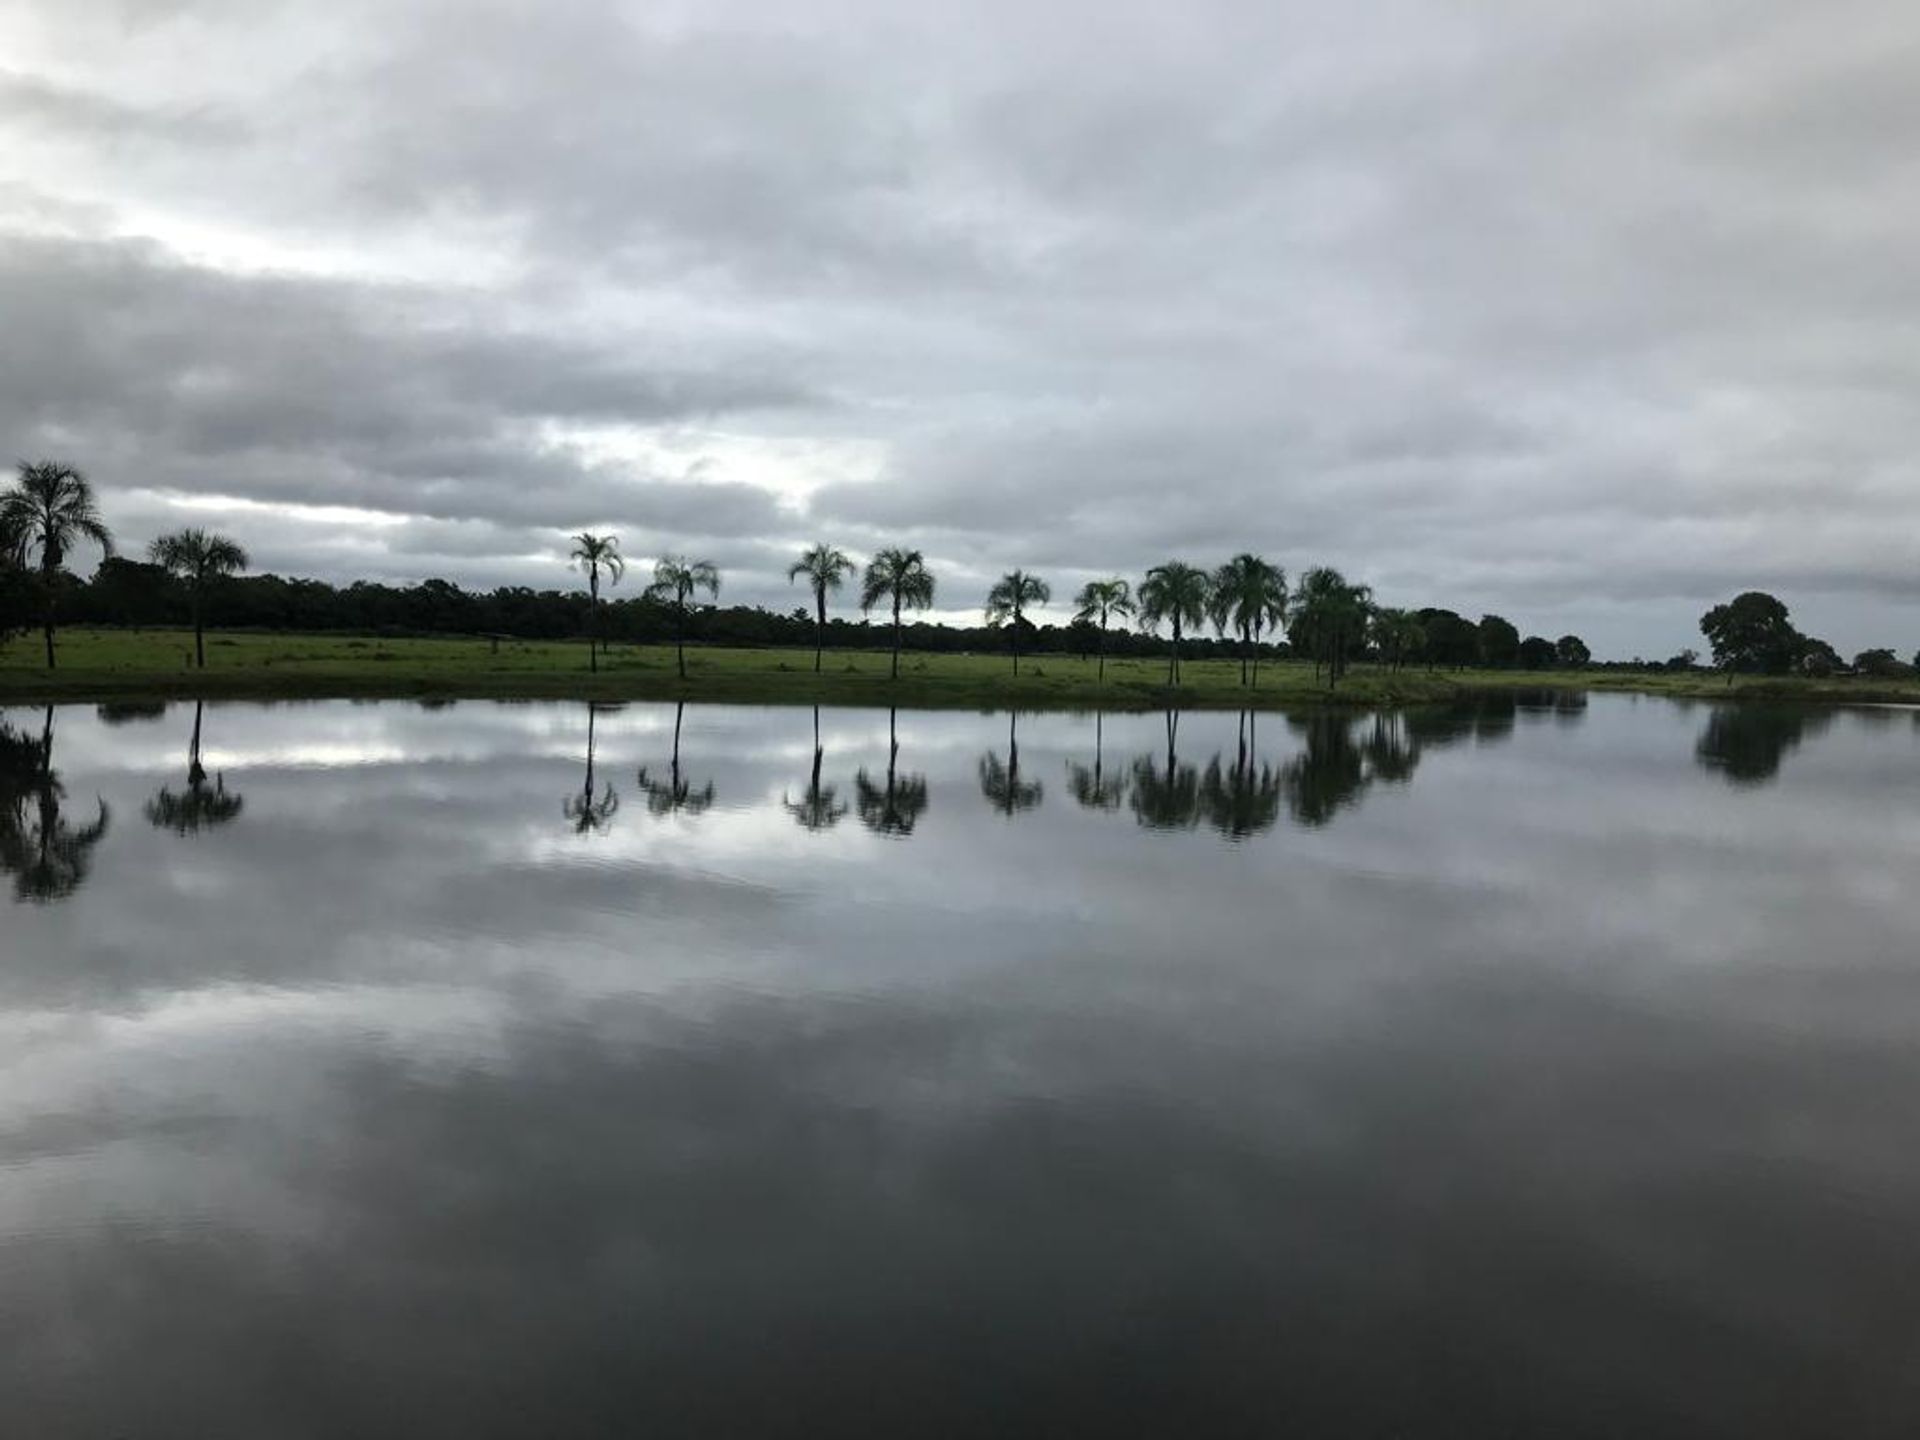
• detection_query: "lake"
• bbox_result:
[3,694,1919,1437]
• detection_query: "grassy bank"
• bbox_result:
[3,628,1918,709]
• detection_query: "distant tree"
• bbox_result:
[1072,579,1136,681]
[1416,608,1479,669]
[1699,591,1801,677]
[647,556,720,679]
[148,528,249,669]
[1517,635,1557,670]
[860,547,937,680]
[1853,648,1910,679]
[1290,567,1373,687]
[568,533,624,674]
[1370,607,1426,672]
[1797,636,1842,677]
[1476,614,1521,670]
[787,543,857,674]
[1209,554,1287,686]
[983,569,1051,676]
[0,554,30,646]
[1555,634,1591,668]
[1138,561,1213,685]
[0,461,114,670]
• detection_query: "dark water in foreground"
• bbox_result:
[3,694,1919,1437]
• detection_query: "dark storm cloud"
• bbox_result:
[3,0,1919,649]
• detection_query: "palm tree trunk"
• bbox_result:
[815,588,826,673]
[1240,622,1249,685]
[193,590,205,669]
[891,596,902,679]
[588,571,599,675]
[1097,622,1106,682]
[676,603,687,679]
[41,567,56,671]
[1012,611,1020,677]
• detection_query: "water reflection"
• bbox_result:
[636,700,716,816]
[563,702,620,835]
[144,701,246,835]
[1695,705,1834,786]
[855,707,929,836]
[1197,711,1283,838]
[979,712,1043,816]
[1066,713,1126,811]
[0,704,110,902]
[785,706,849,831]
[1131,710,1201,829]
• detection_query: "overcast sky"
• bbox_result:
[4,0,1918,658]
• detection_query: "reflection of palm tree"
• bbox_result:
[979,712,1044,815]
[1282,714,1370,827]
[563,702,620,835]
[0,706,110,902]
[636,700,716,815]
[855,707,929,836]
[785,706,847,830]
[1067,712,1127,810]
[1695,705,1829,786]
[1131,709,1200,829]
[1200,711,1282,838]
[1360,712,1420,785]
[145,701,245,834]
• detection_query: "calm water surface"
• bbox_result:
[3,694,1919,1436]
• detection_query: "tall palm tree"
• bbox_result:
[788,544,858,674]
[568,533,624,675]
[0,461,114,670]
[1138,561,1212,686]
[636,701,716,814]
[647,557,721,679]
[1288,567,1374,688]
[784,706,847,830]
[148,528,249,670]
[983,570,1050,676]
[563,702,620,835]
[1072,579,1135,682]
[855,708,929,836]
[860,547,936,680]
[1209,554,1287,688]
[1066,712,1127,810]
[978,712,1043,815]
[144,700,245,834]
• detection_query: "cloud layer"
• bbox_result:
[4,0,1919,655]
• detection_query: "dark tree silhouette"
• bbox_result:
[563,702,620,834]
[1209,554,1286,687]
[855,708,929,836]
[1130,710,1201,828]
[1138,562,1212,686]
[568,533,624,674]
[1071,579,1135,682]
[647,557,720,680]
[984,570,1050,676]
[860,548,936,680]
[1695,705,1830,785]
[785,706,847,830]
[148,529,249,669]
[979,712,1043,815]
[145,701,245,834]
[0,461,114,670]
[788,544,857,674]
[1289,567,1372,687]
[637,700,716,814]
[1199,711,1283,838]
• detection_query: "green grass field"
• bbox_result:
[2,628,1917,709]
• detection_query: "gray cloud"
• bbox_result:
[3,0,1919,652]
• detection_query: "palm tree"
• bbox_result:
[568,533,624,675]
[1209,554,1287,687]
[1137,561,1212,686]
[647,557,720,680]
[788,544,858,674]
[1370,607,1426,673]
[1288,566,1374,688]
[563,702,620,835]
[1072,579,1136,682]
[978,712,1043,815]
[636,701,716,814]
[784,706,847,830]
[0,707,110,901]
[148,528,249,670]
[0,461,114,670]
[1066,712,1127,810]
[860,547,936,679]
[855,708,929,835]
[983,570,1050,676]
[144,701,245,834]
